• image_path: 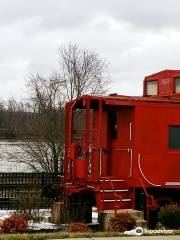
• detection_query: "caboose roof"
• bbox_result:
[144,69,180,79]
[72,69,180,108]
[72,94,180,109]
[103,94,180,105]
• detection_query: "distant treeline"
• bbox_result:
[0,110,34,139]
[0,108,65,140]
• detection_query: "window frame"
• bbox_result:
[168,125,180,150]
[174,77,180,94]
[146,80,158,96]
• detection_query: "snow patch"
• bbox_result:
[0,209,59,230]
[28,220,58,230]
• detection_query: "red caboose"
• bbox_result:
[63,70,180,222]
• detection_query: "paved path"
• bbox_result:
[48,236,179,240]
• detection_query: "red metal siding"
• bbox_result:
[134,104,180,186]
[108,107,134,178]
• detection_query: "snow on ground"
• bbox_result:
[0,210,15,221]
[0,209,98,230]
[0,209,59,230]
[28,221,58,230]
[92,207,98,223]
[0,208,98,230]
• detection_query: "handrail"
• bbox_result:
[135,177,155,221]
[101,176,122,215]
[136,177,154,207]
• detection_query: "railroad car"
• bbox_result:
[63,70,180,223]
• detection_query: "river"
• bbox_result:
[0,141,33,172]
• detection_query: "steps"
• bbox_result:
[99,209,147,230]
[112,209,147,228]
[96,177,133,211]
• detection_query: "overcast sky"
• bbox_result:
[0,0,180,100]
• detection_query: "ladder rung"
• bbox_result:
[100,179,125,182]
[100,189,128,193]
[102,198,131,202]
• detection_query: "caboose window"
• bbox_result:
[169,126,180,149]
[146,80,158,95]
[175,77,180,93]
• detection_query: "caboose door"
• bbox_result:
[107,107,134,178]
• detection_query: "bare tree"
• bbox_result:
[58,43,109,101]
[17,74,65,174]
[8,44,109,174]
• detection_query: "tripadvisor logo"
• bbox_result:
[135,227,143,236]
[124,227,173,236]
[124,227,143,236]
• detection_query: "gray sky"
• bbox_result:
[0,0,180,100]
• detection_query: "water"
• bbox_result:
[0,141,33,172]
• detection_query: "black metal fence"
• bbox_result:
[0,172,58,209]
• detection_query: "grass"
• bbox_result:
[0,231,124,240]
[0,230,179,240]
